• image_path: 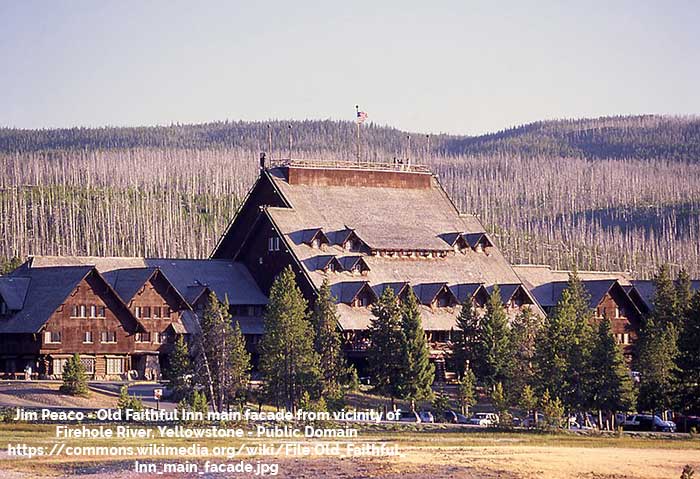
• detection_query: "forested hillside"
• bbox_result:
[1,115,699,277]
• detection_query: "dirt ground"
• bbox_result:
[0,382,118,409]
[2,443,697,479]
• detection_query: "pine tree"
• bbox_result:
[675,269,693,321]
[509,306,542,399]
[519,385,538,426]
[475,286,512,388]
[259,266,321,412]
[534,272,594,412]
[59,354,89,396]
[457,368,476,416]
[400,288,435,402]
[227,322,251,407]
[590,318,635,423]
[366,287,407,403]
[450,298,480,379]
[491,382,511,426]
[200,291,251,412]
[637,265,680,415]
[563,272,595,413]
[674,292,700,413]
[166,335,194,401]
[310,279,346,400]
[540,389,564,429]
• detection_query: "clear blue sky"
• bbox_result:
[1,0,698,134]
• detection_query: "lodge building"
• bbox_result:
[0,158,680,379]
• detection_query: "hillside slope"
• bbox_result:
[1,115,699,277]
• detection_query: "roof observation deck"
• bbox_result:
[268,158,432,189]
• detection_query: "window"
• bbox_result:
[153,332,162,344]
[142,307,151,318]
[135,332,151,342]
[71,305,79,317]
[153,307,161,318]
[623,333,630,345]
[83,331,93,343]
[79,305,87,318]
[44,331,62,343]
[81,357,95,374]
[100,331,117,343]
[134,306,141,318]
[163,307,171,318]
[106,357,124,375]
[52,358,68,375]
[90,305,96,317]
[268,236,280,252]
[615,307,620,318]
[96,306,106,318]
[0,301,6,315]
[311,238,320,249]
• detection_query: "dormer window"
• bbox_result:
[327,262,336,273]
[311,238,320,249]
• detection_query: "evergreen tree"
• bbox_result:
[310,279,346,400]
[674,292,700,413]
[590,318,635,421]
[457,368,476,416]
[540,389,565,429]
[400,288,435,402]
[534,272,594,412]
[636,265,680,414]
[563,272,595,412]
[509,306,542,399]
[366,287,407,403]
[166,335,194,401]
[117,385,143,412]
[675,269,693,321]
[474,286,512,388]
[491,382,512,426]
[59,354,89,396]
[227,322,251,407]
[652,264,679,328]
[450,298,481,379]
[519,385,538,426]
[259,266,321,411]
[200,291,251,412]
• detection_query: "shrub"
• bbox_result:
[59,354,89,396]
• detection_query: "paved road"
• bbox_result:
[88,381,176,410]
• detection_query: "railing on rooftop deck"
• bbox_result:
[269,157,431,174]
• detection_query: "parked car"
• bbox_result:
[622,414,676,432]
[444,410,470,424]
[470,412,499,426]
[418,410,434,423]
[521,412,544,428]
[672,415,700,433]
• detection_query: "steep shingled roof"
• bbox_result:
[260,166,538,329]
[0,276,31,310]
[0,266,138,334]
[27,256,268,306]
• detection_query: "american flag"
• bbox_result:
[356,110,368,124]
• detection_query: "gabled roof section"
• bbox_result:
[1,266,139,334]
[438,232,470,249]
[449,283,487,304]
[412,282,457,306]
[463,232,494,249]
[548,279,623,310]
[303,255,343,272]
[27,256,268,306]
[0,276,31,310]
[372,282,410,298]
[337,255,370,273]
[103,267,158,303]
[296,228,330,247]
[331,281,377,305]
[489,283,531,304]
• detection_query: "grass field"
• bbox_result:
[0,423,698,478]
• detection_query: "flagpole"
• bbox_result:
[355,105,360,164]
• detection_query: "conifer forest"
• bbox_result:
[1,114,699,277]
